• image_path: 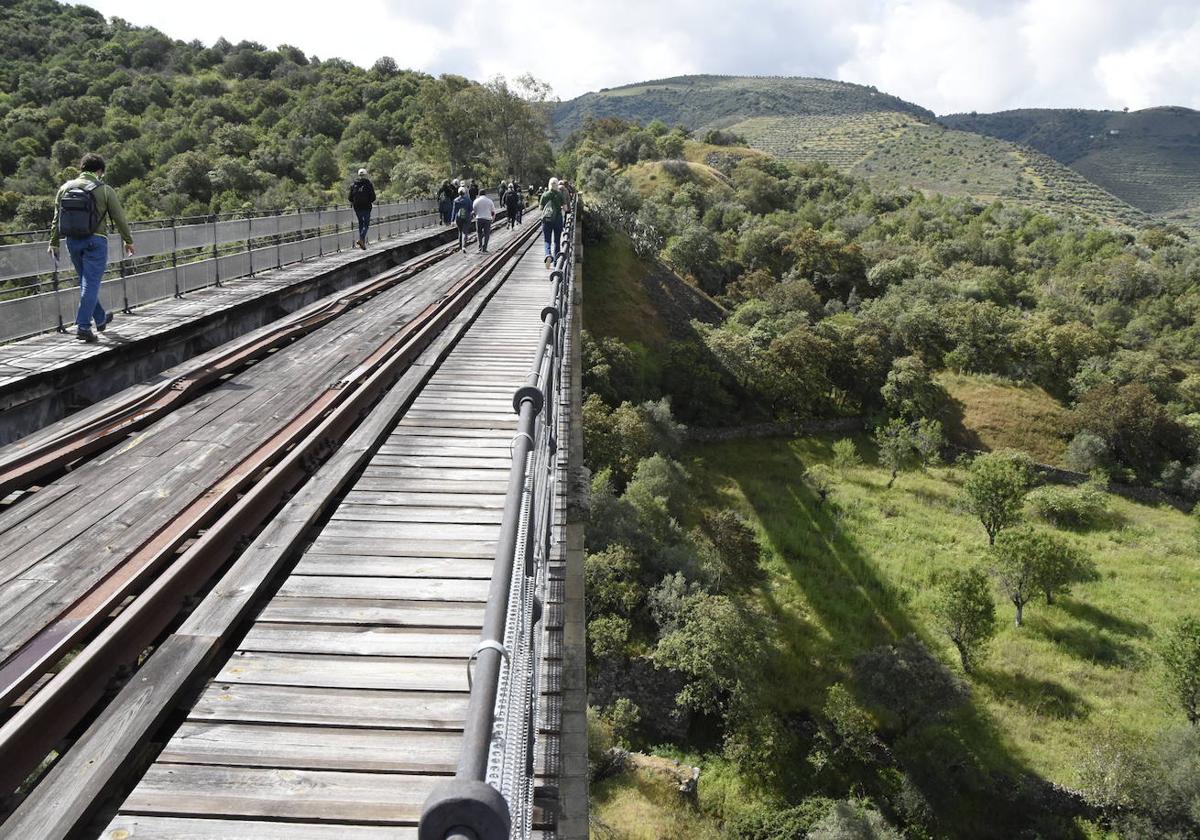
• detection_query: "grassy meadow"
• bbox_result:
[681,434,1200,788]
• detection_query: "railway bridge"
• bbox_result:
[0,197,587,839]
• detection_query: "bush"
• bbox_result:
[1026,482,1108,528]
[726,797,834,840]
[832,438,862,472]
[809,799,903,839]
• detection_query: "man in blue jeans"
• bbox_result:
[48,153,135,343]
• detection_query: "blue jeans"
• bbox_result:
[355,208,371,242]
[66,234,108,331]
[542,218,562,260]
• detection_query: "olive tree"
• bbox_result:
[963,451,1031,544]
[1160,616,1200,726]
[991,525,1064,627]
[934,566,997,672]
[873,419,917,489]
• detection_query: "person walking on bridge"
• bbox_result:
[349,168,376,249]
[437,179,456,225]
[540,177,565,269]
[468,180,479,201]
[473,188,495,254]
[502,183,521,230]
[452,186,473,254]
[48,153,135,343]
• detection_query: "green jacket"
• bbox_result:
[540,188,564,225]
[49,171,133,247]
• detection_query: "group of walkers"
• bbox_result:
[46,150,573,343]
[437,174,573,266]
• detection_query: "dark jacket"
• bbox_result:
[503,189,521,211]
[349,177,376,209]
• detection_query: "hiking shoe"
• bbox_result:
[96,312,114,333]
[543,255,552,268]
[76,328,98,343]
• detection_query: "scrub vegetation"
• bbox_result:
[568,118,1200,838]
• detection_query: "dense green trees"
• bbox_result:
[0,0,552,232]
[565,115,1200,500]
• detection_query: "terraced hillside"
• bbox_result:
[943,107,1200,224]
[730,115,1147,227]
[551,74,933,139]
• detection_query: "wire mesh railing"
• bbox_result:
[0,199,440,345]
[419,198,576,840]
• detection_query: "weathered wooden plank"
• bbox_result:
[158,721,461,773]
[306,534,496,559]
[276,575,490,602]
[189,683,468,730]
[118,764,438,823]
[239,624,479,657]
[292,554,494,579]
[215,651,469,692]
[341,490,506,508]
[317,520,501,541]
[331,504,505,524]
[101,815,417,839]
[256,596,484,628]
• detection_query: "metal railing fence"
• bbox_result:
[0,199,439,344]
[419,197,577,840]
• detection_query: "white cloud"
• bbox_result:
[71,0,1200,113]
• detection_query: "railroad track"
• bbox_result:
[0,218,543,832]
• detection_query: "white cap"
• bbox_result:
[358,168,368,176]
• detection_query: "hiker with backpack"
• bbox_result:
[349,168,376,249]
[540,177,565,268]
[502,183,521,229]
[48,153,134,343]
[452,186,473,253]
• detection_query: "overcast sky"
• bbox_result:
[75,0,1200,114]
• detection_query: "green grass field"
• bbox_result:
[681,434,1199,789]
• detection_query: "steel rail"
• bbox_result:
[0,233,464,500]
[0,221,542,799]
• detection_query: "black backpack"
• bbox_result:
[59,181,101,240]
[350,180,373,210]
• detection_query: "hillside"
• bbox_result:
[0,0,551,235]
[942,107,1200,225]
[557,76,1149,228]
[551,74,934,139]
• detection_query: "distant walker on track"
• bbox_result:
[349,167,377,249]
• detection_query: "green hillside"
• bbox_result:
[558,76,1150,228]
[0,0,551,235]
[942,107,1200,225]
[728,114,1146,227]
[551,74,934,139]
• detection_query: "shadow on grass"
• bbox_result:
[1056,598,1151,638]
[1032,619,1144,669]
[699,440,1087,839]
[941,392,986,452]
[977,667,1090,721]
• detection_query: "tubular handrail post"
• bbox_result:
[210,215,221,287]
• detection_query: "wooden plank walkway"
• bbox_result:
[0,220,449,391]
[0,224,523,672]
[100,237,557,837]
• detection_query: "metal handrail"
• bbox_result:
[0,199,441,345]
[419,196,577,840]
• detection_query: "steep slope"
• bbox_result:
[942,107,1200,225]
[552,74,934,139]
